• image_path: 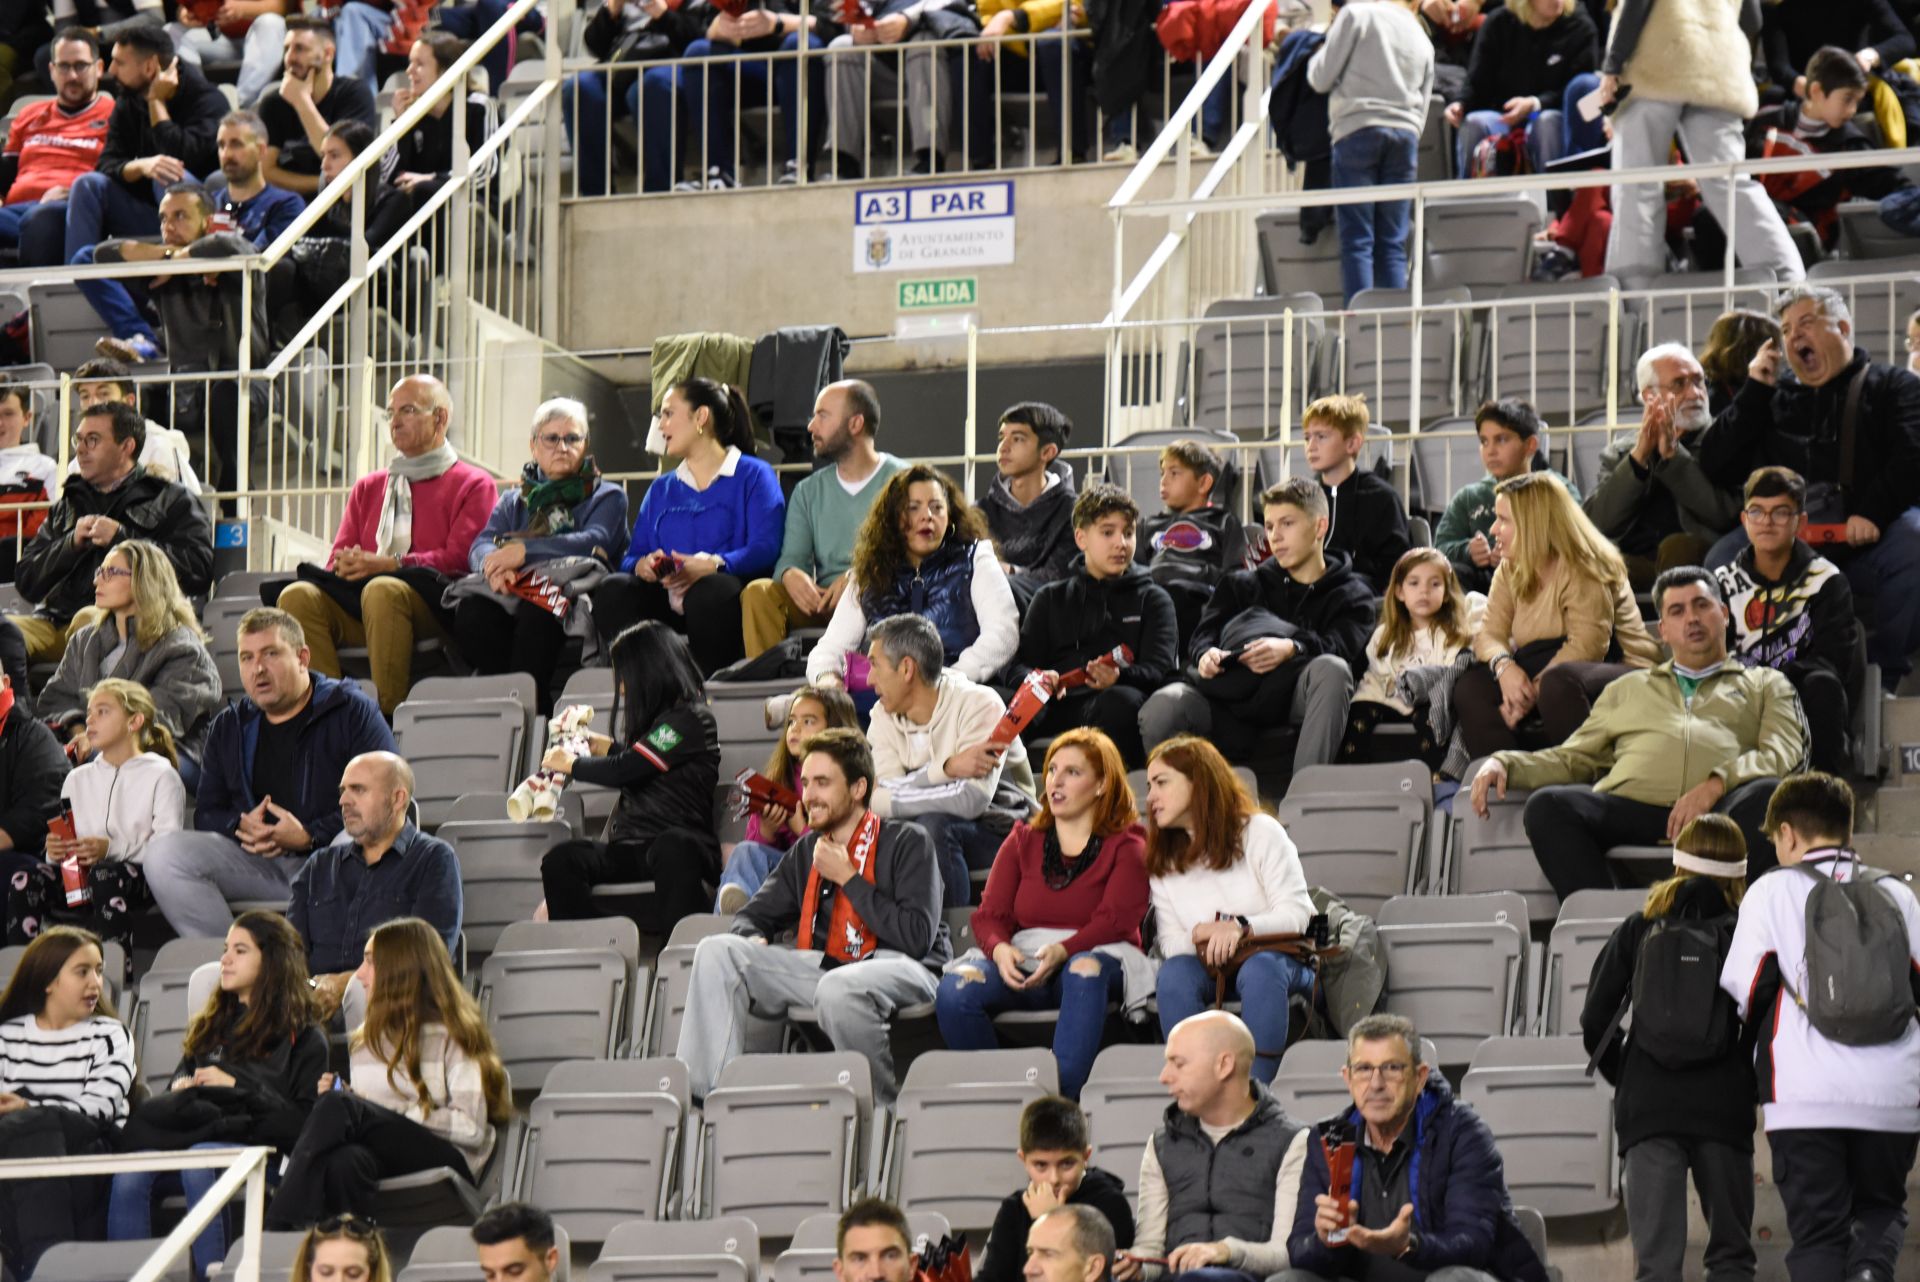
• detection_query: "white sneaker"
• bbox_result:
[706,167,736,190]
[1102,140,1138,163]
[717,883,750,915]
[778,159,801,184]
[1189,135,1215,159]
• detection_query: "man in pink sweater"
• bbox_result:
[277,374,497,714]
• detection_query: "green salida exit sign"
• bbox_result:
[897,277,978,310]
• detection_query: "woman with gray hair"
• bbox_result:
[451,398,628,712]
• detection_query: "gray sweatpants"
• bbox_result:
[676,933,938,1106]
[1137,653,1356,773]
[824,35,954,168]
[1624,1135,1756,1282]
[1603,96,1802,284]
[141,831,303,939]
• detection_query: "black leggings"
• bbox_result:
[591,572,747,675]
[1339,700,1445,774]
[0,1106,116,1278]
[265,1091,473,1230]
[451,595,570,714]
[541,828,720,935]
[1455,656,1626,758]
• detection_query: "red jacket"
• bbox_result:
[972,821,1149,957]
[1156,0,1275,63]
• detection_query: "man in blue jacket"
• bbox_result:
[144,605,396,939]
[1278,1013,1548,1282]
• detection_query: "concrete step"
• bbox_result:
[1884,698,1920,786]
[1872,787,1920,835]
[1854,830,1919,878]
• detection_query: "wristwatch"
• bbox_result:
[1399,1231,1420,1259]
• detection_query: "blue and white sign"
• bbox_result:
[853,180,1016,273]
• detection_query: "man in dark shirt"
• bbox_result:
[143,606,397,939]
[289,750,461,1021]
[256,17,378,196]
[64,25,226,272]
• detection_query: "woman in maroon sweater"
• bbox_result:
[934,727,1149,1097]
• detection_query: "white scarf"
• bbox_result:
[374,443,460,560]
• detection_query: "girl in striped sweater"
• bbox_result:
[0,925,135,1278]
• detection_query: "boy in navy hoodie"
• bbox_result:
[1136,439,1248,652]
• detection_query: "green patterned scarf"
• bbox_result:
[520,458,599,536]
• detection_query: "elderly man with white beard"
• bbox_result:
[1582,343,1744,591]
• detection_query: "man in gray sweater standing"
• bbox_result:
[1307,0,1435,304]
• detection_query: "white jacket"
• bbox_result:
[867,673,1036,820]
[60,752,187,862]
[805,541,1020,687]
[1720,850,1920,1133]
[1152,814,1315,958]
[1352,593,1486,714]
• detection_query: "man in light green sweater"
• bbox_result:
[742,379,903,657]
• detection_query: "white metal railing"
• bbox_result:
[0,1145,273,1282]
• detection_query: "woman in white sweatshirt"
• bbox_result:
[5,680,184,973]
[1145,735,1315,1084]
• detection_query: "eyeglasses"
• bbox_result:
[1345,1061,1412,1082]
[535,432,585,448]
[72,433,110,450]
[93,566,132,581]
[50,61,96,76]
[383,403,430,421]
[1742,505,1800,525]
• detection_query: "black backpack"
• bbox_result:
[1587,915,1738,1074]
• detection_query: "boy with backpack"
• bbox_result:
[1581,814,1757,1282]
[1720,771,1920,1282]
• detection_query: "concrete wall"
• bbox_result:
[561,162,1185,368]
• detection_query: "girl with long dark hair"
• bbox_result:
[109,912,329,1277]
[266,919,512,1228]
[539,621,723,933]
[592,377,786,674]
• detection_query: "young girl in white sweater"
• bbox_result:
[1339,547,1485,774]
[10,680,185,971]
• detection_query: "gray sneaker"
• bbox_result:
[717,883,750,915]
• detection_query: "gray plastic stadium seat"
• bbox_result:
[446,787,585,835]
[1340,288,1473,428]
[643,913,737,1056]
[1376,892,1528,1066]
[32,1239,191,1282]
[438,819,571,957]
[30,281,110,371]
[697,1052,872,1235]
[479,936,635,1084]
[1632,269,1775,352]
[393,697,532,827]
[1569,410,1632,497]
[1537,888,1647,1035]
[1188,295,1327,434]
[885,1049,1060,1234]
[590,1216,758,1282]
[1108,428,1241,526]
[1276,763,1431,915]
[1808,257,1920,368]
[558,667,620,827]
[1460,1036,1618,1217]
[1079,1044,1168,1206]
[1478,277,1626,419]
[1255,209,1346,302]
[129,936,226,1095]
[1269,1035,1444,1127]
[217,1232,310,1282]
[1446,760,1558,922]
[706,676,799,743]
[203,596,258,698]
[1406,416,1478,517]
[398,1224,574,1281]
[1836,199,1916,259]
[520,1059,688,1243]
[211,570,283,602]
[1425,197,1541,294]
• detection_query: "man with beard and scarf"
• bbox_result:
[275,374,496,716]
[1583,344,1742,591]
[1698,283,1920,694]
[741,379,903,657]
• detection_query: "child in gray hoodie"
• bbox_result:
[1307,0,1435,303]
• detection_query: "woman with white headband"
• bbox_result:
[1578,812,1757,1282]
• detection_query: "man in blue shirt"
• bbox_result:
[289,750,463,1022]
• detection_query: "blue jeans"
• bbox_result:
[563,69,645,196]
[1330,125,1417,303]
[935,950,1123,1097]
[0,202,34,249]
[1156,951,1314,1083]
[108,1141,231,1280]
[679,32,824,177]
[910,812,1006,910]
[72,243,159,345]
[715,839,786,909]
[332,1,393,85]
[64,171,162,266]
[1560,72,1609,155]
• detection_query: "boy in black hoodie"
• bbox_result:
[977,1096,1134,1282]
[1755,46,1909,249]
[1140,478,1377,769]
[979,402,1079,612]
[1013,485,1179,766]
[1135,439,1249,651]
[1304,392,1410,590]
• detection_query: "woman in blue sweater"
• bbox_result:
[594,378,785,674]
[452,398,629,713]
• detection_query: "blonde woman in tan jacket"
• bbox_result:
[1458,472,1662,757]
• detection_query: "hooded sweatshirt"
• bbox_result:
[1190,548,1378,675]
[1011,555,1180,692]
[61,751,186,863]
[1712,540,1859,687]
[979,463,1079,591]
[1136,505,1249,589]
[1307,0,1436,143]
[0,443,57,543]
[1320,468,1411,589]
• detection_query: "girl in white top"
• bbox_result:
[1145,736,1314,1083]
[0,926,136,1279]
[14,681,184,973]
[267,918,512,1230]
[1339,547,1486,775]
